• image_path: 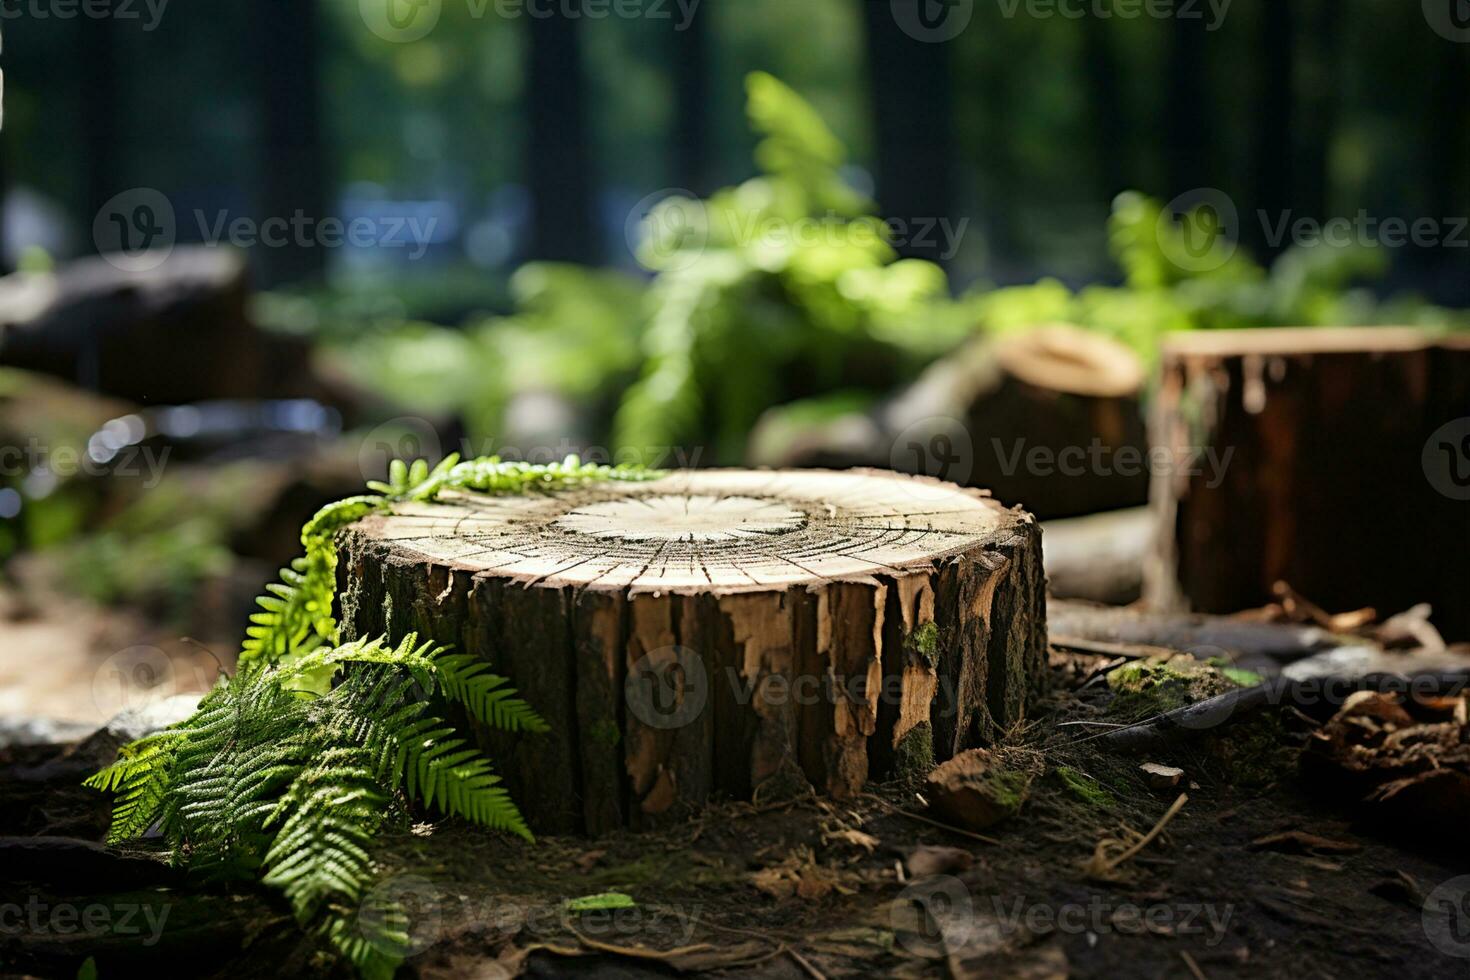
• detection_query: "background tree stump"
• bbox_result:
[337,469,1046,834]
[749,324,1149,519]
[1145,327,1470,641]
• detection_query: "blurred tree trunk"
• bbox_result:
[1296,0,1338,224]
[671,10,710,195]
[1082,12,1128,202]
[527,2,597,264]
[1426,37,1470,305]
[1251,0,1295,259]
[1163,17,1211,197]
[0,22,8,273]
[79,15,121,250]
[255,0,327,286]
[861,1,956,265]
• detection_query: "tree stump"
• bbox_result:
[749,325,1149,519]
[336,469,1046,835]
[1145,327,1470,641]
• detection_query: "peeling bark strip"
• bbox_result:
[337,469,1046,834]
[1144,328,1470,642]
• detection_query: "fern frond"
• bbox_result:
[84,731,184,843]
[323,899,409,980]
[433,653,549,733]
[393,721,532,841]
[276,634,443,694]
[262,746,386,920]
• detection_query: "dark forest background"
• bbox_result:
[1,0,1465,308]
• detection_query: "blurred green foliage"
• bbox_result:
[297,72,1462,469]
[969,191,1465,365]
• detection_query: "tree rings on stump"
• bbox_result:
[336,469,1046,834]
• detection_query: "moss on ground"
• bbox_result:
[1055,766,1118,808]
[1105,656,1250,723]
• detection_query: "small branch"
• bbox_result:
[1085,793,1188,878]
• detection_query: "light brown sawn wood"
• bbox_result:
[337,469,1046,834]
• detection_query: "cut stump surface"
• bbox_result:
[337,469,1046,834]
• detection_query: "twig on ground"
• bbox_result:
[1180,949,1208,980]
[787,946,829,980]
[1084,793,1188,878]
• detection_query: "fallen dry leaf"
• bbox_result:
[750,847,851,901]
[1140,762,1184,790]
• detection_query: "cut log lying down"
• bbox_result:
[1145,327,1470,641]
[1041,506,1151,605]
[1048,599,1341,663]
[0,248,321,405]
[1095,671,1470,752]
[337,469,1047,834]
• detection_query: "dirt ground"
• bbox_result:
[5,647,1468,980]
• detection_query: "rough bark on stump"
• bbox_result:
[1144,327,1470,641]
[336,469,1046,835]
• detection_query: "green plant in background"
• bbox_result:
[298,72,961,467]
[88,455,656,978]
[50,465,261,618]
[614,71,964,463]
[970,190,1467,367]
[265,73,1467,470]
